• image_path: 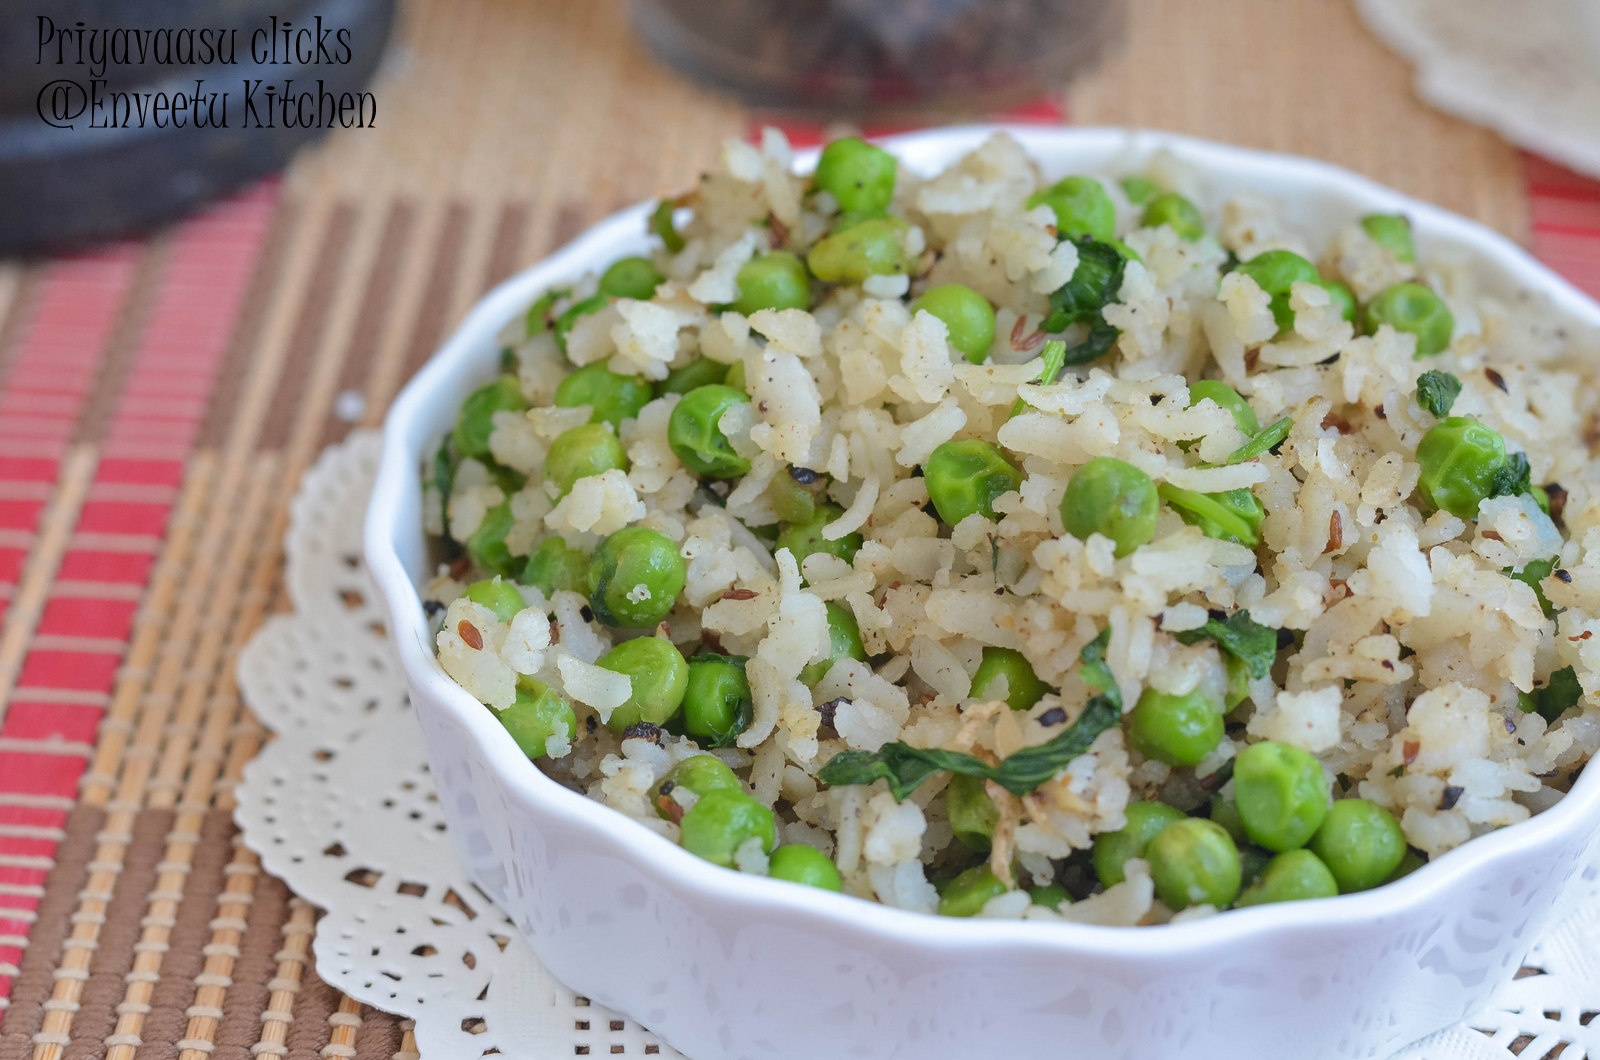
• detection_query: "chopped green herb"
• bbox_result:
[1040,238,1126,367]
[1226,416,1294,465]
[818,629,1121,800]
[1507,557,1560,619]
[1387,764,1406,779]
[1521,666,1583,724]
[1012,340,1068,417]
[1416,370,1462,418]
[1173,610,1279,679]
[1489,451,1532,500]
[432,439,456,539]
[651,199,685,253]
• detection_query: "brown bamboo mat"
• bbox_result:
[0,1,1552,1057]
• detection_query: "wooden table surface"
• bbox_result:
[0,1,1594,1057]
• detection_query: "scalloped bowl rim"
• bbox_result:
[366,124,1600,962]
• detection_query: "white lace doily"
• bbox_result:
[234,431,1600,1059]
[1358,0,1600,180]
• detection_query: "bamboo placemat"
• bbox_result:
[0,2,1596,1057]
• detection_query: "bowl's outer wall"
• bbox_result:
[367,126,1600,1060]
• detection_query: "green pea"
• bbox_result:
[490,676,577,759]
[1308,798,1406,893]
[545,422,629,497]
[776,504,863,571]
[814,137,897,215]
[1235,249,1320,334]
[659,357,730,397]
[1029,883,1072,910]
[1385,847,1427,884]
[807,217,910,284]
[912,284,996,365]
[1233,741,1330,852]
[1092,801,1186,887]
[1060,457,1160,558]
[800,603,867,686]
[598,256,665,301]
[467,499,518,578]
[650,754,744,819]
[1235,848,1339,907]
[1365,282,1454,357]
[587,526,687,628]
[947,773,999,852]
[453,375,528,460]
[937,864,1009,917]
[1026,176,1116,242]
[523,537,589,596]
[767,844,843,891]
[1141,192,1204,241]
[679,789,776,868]
[1415,416,1506,519]
[1119,174,1160,206]
[969,647,1050,712]
[554,293,609,355]
[1209,793,1247,844]
[1158,483,1265,548]
[525,287,569,338]
[1532,484,1551,515]
[462,577,525,622]
[682,653,752,747]
[733,251,812,316]
[769,468,822,525]
[553,362,653,429]
[1146,817,1242,910]
[1127,687,1225,767]
[723,360,747,392]
[1360,213,1416,263]
[1320,279,1357,323]
[596,636,689,732]
[1188,379,1260,437]
[667,384,752,478]
[924,440,1023,527]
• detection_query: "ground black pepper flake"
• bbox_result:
[1556,568,1573,584]
[1505,714,1518,734]
[623,722,664,744]
[580,604,595,624]
[1208,608,1228,622]
[1037,706,1067,727]
[1546,483,1568,524]
[586,715,598,734]
[789,465,818,484]
[1438,785,1464,811]
[817,696,848,734]
[423,600,445,618]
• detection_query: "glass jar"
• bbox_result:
[630,0,1124,118]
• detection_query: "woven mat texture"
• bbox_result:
[0,1,1597,1058]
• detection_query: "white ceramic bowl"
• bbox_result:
[366,125,1600,1060]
